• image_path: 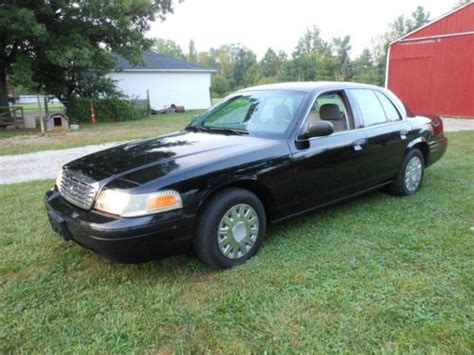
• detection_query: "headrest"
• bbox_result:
[274,105,291,121]
[320,104,342,120]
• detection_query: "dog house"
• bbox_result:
[45,112,69,131]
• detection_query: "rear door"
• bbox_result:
[347,89,412,185]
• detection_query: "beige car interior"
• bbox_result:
[306,93,351,132]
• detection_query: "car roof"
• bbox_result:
[239,81,382,93]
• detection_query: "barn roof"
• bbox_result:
[390,2,474,45]
[114,51,216,72]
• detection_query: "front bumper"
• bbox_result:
[45,188,195,263]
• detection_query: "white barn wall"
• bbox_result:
[109,71,212,110]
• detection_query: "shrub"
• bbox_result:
[64,97,142,123]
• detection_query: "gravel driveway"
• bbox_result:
[0,142,121,185]
[442,117,474,131]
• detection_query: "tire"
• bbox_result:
[194,188,266,269]
[388,148,425,196]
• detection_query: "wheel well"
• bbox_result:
[199,180,275,222]
[412,142,429,165]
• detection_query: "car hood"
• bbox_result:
[65,130,278,186]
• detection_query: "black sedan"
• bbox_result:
[45,82,447,269]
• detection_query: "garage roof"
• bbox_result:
[114,51,216,72]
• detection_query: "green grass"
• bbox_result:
[13,102,64,110]
[1,131,473,353]
[0,111,199,155]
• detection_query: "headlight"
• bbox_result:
[95,189,183,217]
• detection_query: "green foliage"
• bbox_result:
[333,36,353,81]
[152,39,186,60]
[368,5,431,86]
[453,0,471,9]
[184,5,434,92]
[257,48,286,83]
[352,49,379,85]
[7,53,37,94]
[64,97,142,123]
[0,0,174,106]
[233,46,257,88]
[201,44,257,95]
[187,40,198,64]
[211,74,231,97]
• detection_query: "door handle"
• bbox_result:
[400,130,408,140]
[352,138,367,151]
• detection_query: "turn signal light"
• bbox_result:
[147,194,178,210]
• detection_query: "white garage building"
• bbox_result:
[110,52,216,110]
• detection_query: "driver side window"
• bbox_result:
[306,91,352,132]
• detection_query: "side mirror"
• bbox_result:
[191,114,199,123]
[299,120,334,139]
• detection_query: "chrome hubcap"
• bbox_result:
[404,156,423,192]
[217,203,259,259]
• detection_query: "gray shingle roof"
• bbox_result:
[114,51,216,72]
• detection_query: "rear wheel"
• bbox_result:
[389,149,425,196]
[194,188,266,269]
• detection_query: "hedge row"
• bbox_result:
[64,97,145,123]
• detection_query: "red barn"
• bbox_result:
[386,2,474,118]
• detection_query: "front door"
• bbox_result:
[290,91,369,212]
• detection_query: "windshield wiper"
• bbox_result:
[186,125,206,132]
[200,126,249,135]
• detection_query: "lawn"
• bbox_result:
[0,111,199,155]
[1,131,473,353]
[13,102,65,110]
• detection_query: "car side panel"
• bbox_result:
[159,142,296,222]
[360,121,414,185]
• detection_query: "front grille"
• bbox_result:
[57,169,99,210]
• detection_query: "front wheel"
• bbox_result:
[194,188,266,269]
[388,149,425,196]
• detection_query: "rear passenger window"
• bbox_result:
[349,89,387,126]
[375,91,401,122]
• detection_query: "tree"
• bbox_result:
[152,39,185,60]
[212,45,235,88]
[352,49,378,84]
[232,46,257,88]
[332,36,352,81]
[370,5,431,85]
[206,44,257,93]
[453,0,471,9]
[0,0,174,111]
[197,51,217,68]
[293,26,328,58]
[187,40,198,64]
[258,48,285,80]
[211,74,230,97]
[290,26,336,81]
[410,6,431,32]
[8,53,37,95]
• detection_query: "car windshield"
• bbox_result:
[188,90,307,137]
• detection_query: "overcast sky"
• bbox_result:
[148,0,456,59]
